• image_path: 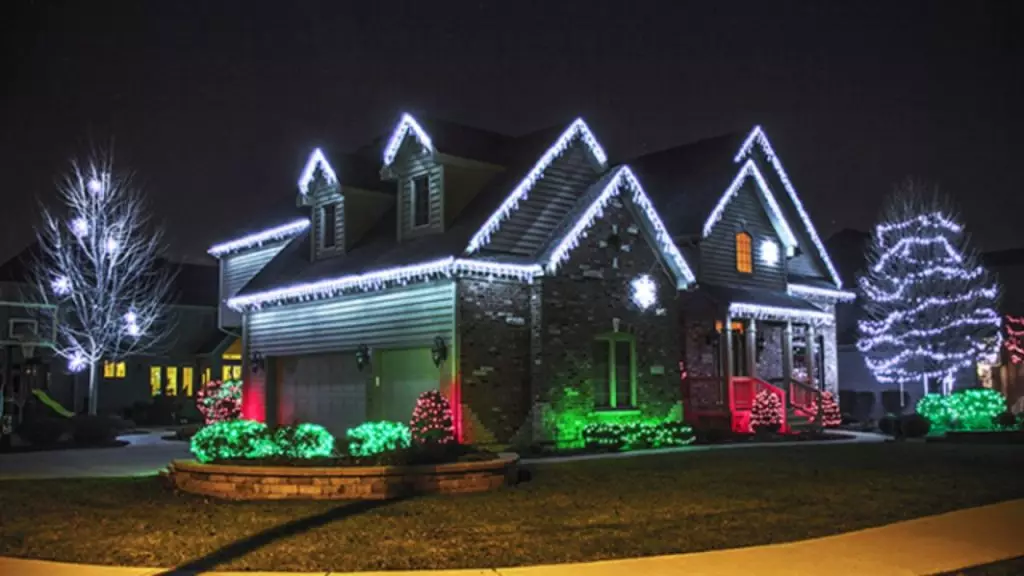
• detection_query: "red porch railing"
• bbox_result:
[788,378,822,420]
[728,377,788,433]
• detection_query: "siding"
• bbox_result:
[249,281,455,356]
[483,144,601,257]
[219,243,288,328]
[698,180,788,290]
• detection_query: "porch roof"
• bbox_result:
[700,284,830,324]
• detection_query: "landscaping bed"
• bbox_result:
[1,442,1020,572]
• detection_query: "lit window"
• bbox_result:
[736,232,753,273]
[103,361,126,379]
[322,203,337,249]
[412,175,429,227]
[222,364,242,382]
[182,367,194,397]
[166,367,178,396]
[202,367,211,384]
[592,336,637,409]
[150,366,162,396]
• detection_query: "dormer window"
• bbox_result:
[321,203,337,249]
[735,231,753,273]
[412,175,430,227]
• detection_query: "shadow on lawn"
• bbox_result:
[154,496,408,575]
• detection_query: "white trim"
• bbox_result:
[297,149,338,196]
[208,219,310,257]
[787,284,856,302]
[383,113,435,166]
[466,118,608,254]
[728,302,833,324]
[734,126,843,287]
[703,159,798,254]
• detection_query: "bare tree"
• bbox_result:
[31,154,175,415]
[857,180,1001,399]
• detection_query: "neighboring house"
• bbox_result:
[826,231,1024,417]
[211,114,854,444]
[0,245,237,419]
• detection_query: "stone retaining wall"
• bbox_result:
[167,453,519,500]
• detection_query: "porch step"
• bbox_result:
[787,413,814,429]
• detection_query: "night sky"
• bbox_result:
[2,0,1021,265]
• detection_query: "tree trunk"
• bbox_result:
[88,361,98,415]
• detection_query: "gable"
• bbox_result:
[541,166,695,289]
[703,159,797,253]
[466,118,608,254]
[383,114,434,167]
[734,126,842,287]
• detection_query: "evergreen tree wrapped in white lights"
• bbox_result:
[32,155,174,414]
[750,390,784,433]
[857,182,1000,398]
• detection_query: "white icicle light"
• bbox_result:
[735,126,843,288]
[297,149,338,195]
[704,159,798,251]
[729,302,833,324]
[544,166,695,286]
[228,257,544,310]
[383,113,435,166]
[631,275,658,310]
[466,118,608,254]
[787,284,856,302]
[51,275,72,296]
[208,218,311,257]
[71,217,89,238]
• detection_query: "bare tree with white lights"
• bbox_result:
[31,154,175,414]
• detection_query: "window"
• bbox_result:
[222,364,241,382]
[150,366,162,396]
[182,367,194,397]
[321,203,337,249]
[103,361,126,379]
[411,175,430,227]
[166,367,178,396]
[593,335,637,409]
[202,367,211,385]
[735,231,753,273]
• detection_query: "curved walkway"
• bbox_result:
[1,498,1020,575]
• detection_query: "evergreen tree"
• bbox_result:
[750,390,784,432]
[857,182,1000,397]
[409,389,455,444]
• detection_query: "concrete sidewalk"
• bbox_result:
[1,499,1020,575]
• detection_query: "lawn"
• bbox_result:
[0,442,1021,572]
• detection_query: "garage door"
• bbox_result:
[278,353,366,438]
[373,348,442,423]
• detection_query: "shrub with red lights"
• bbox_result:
[750,389,784,433]
[409,389,455,445]
[805,391,842,428]
[196,379,242,425]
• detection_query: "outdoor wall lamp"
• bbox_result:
[355,344,371,371]
[249,351,264,374]
[431,336,448,367]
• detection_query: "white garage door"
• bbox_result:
[278,353,366,438]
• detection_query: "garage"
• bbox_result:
[277,353,366,438]
[370,347,444,423]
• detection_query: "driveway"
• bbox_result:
[0,430,191,480]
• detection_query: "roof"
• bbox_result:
[699,283,826,313]
[626,132,747,239]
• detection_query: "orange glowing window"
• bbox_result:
[735,232,753,273]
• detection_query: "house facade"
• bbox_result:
[0,248,236,420]
[213,115,853,444]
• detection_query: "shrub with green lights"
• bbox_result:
[274,423,335,459]
[190,420,279,463]
[915,388,1008,433]
[346,421,412,457]
[582,421,695,451]
[410,389,455,445]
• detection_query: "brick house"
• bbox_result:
[213,114,853,445]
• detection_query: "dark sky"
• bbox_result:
[2,0,1021,264]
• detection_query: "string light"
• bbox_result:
[297,149,338,195]
[68,352,87,373]
[208,218,311,257]
[630,274,657,310]
[703,158,798,252]
[409,390,455,445]
[382,113,435,166]
[1005,315,1024,364]
[735,126,843,287]
[787,284,856,302]
[70,217,89,238]
[87,178,104,194]
[728,302,832,324]
[346,421,412,457]
[51,275,72,296]
[466,118,608,253]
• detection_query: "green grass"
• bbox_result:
[0,442,1021,572]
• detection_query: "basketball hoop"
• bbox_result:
[13,334,35,361]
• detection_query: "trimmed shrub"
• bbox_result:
[750,390,784,433]
[881,390,910,415]
[994,411,1017,430]
[71,415,125,445]
[855,391,876,421]
[17,417,70,446]
[196,379,242,425]
[900,413,931,438]
[409,390,455,445]
[805,392,842,427]
[274,423,335,459]
[838,390,856,417]
[582,421,695,451]
[916,393,953,434]
[346,421,411,457]
[878,415,901,437]
[190,420,278,463]
[946,389,1006,431]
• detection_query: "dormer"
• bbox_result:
[380,114,506,242]
[297,148,394,260]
